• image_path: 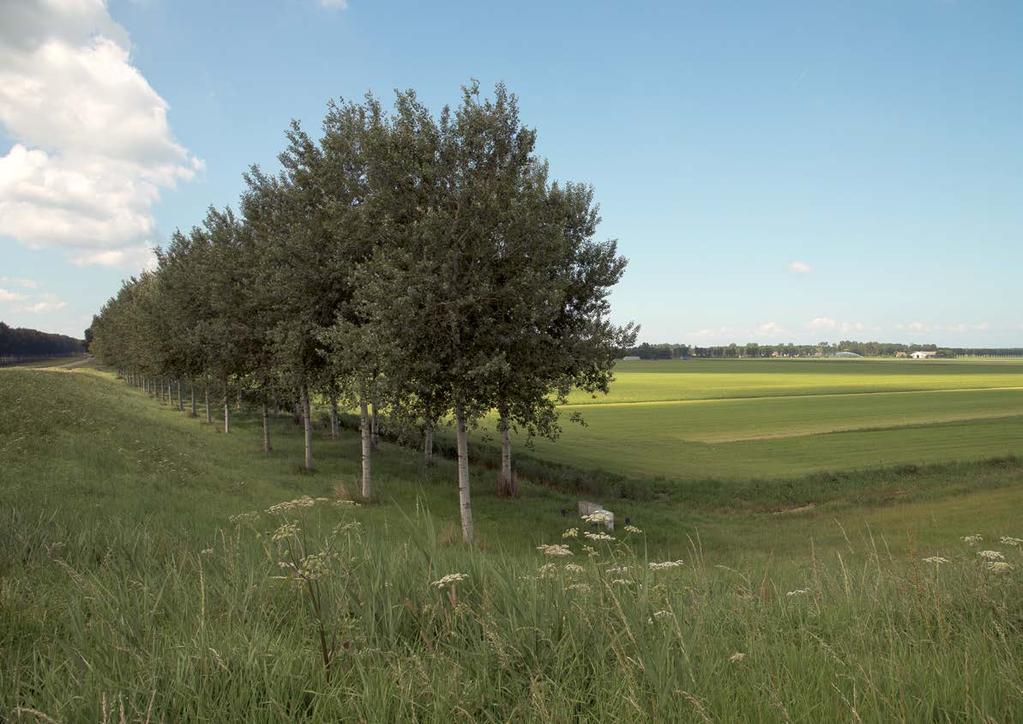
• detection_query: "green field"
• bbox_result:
[4,365,1023,720]
[499,359,1023,480]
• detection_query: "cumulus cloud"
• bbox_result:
[0,0,201,268]
[896,321,992,335]
[319,0,349,8]
[754,321,787,338]
[15,293,68,314]
[0,276,39,289]
[0,288,26,302]
[788,260,812,274]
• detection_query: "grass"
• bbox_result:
[480,358,1023,480]
[2,365,1023,720]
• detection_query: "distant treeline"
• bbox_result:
[0,322,84,365]
[624,341,1023,359]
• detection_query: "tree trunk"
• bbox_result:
[329,396,339,440]
[370,401,379,450]
[223,383,230,434]
[423,424,434,466]
[190,383,196,417]
[301,385,314,471]
[455,404,474,545]
[204,386,212,423]
[262,402,272,454]
[497,414,517,497]
[176,380,183,411]
[360,397,372,499]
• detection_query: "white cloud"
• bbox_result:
[754,321,787,338]
[788,260,812,274]
[0,276,38,289]
[807,317,867,333]
[0,287,26,301]
[896,321,993,335]
[69,243,156,270]
[0,0,201,269]
[319,0,349,8]
[11,292,67,314]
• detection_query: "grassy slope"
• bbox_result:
[3,367,1023,720]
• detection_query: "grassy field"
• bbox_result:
[2,364,1023,720]
[490,358,1023,480]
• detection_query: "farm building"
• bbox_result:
[910,351,937,359]
[832,351,863,358]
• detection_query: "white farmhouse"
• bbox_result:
[910,351,937,359]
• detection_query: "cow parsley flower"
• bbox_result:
[582,545,599,557]
[432,573,468,589]
[271,522,300,542]
[648,560,685,571]
[299,552,332,581]
[922,556,950,565]
[582,510,613,526]
[978,550,1005,561]
[986,561,1014,574]
[584,531,614,542]
[607,565,630,575]
[623,524,643,534]
[567,583,591,593]
[962,534,983,546]
[564,563,585,574]
[537,563,558,578]
[729,652,746,664]
[536,544,573,557]
[999,536,1023,547]
[562,527,579,539]
[229,511,260,525]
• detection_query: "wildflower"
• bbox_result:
[536,543,573,557]
[562,528,579,539]
[299,553,332,581]
[611,578,631,586]
[962,534,983,546]
[986,561,1014,574]
[271,522,300,542]
[432,573,469,589]
[267,496,321,515]
[607,565,630,575]
[786,588,811,597]
[582,545,599,557]
[537,563,558,578]
[922,556,950,565]
[999,536,1023,547]
[200,548,214,556]
[729,652,746,664]
[648,560,685,571]
[229,511,260,525]
[648,610,673,623]
[582,510,613,526]
[584,531,614,542]
[978,550,1005,561]
[623,524,643,534]
[564,563,585,574]
[567,583,591,593]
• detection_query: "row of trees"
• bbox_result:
[89,83,636,544]
[0,322,84,364]
[622,340,1013,359]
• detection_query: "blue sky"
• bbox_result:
[1,0,1020,346]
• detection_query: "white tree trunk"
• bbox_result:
[330,397,339,440]
[423,424,434,466]
[360,397,372,499]
[176,380,183,411]
[301,385,314,471]
[190,383,196,417]
[262,402,271,453]
[455,404,474,545]
[204,386,212,423]
[223,384,230,434]
[370,401,379,450]
[498,414,516,497]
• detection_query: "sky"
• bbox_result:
[0,0,1020,346]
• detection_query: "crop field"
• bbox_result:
[3,365,1023,720]
[504,359,1023,480]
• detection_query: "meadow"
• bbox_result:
[2,363,1023,720]
[493,358,1023,480]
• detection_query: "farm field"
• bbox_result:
[3,365,1023,720]
[503,359,1023,480]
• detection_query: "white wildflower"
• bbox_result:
[651,610,673,621]
[567,583,591,593]
[786,588,811,597]
[986,561,1014,574]
[729,652,746,664]
[962,534,983,546]
[999,536,1023,547]
[271,522,300,542]
[648,560,685,571]
[623,524,643,534]
[582,510,613,526]
[432,572,469,589]
[299,552,332,581]
[267,496,321,515]
[562,527,579,539]
[536,543,573,557]
[200,548,214,556]
[582,545,599,557]
[584,531,614,542]
[564,563,585,574]
[229,511,260,525]
[607,565,630,575]
[537,563,558,578]
[922,556,950,565]
[611,578,631,586]
[978,550,1005,561]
